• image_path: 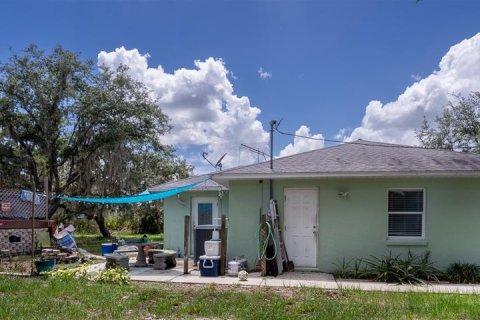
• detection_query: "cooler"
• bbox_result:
[199,255,221,277]
[101,243,114,256]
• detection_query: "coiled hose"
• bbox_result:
[257,221,277,261]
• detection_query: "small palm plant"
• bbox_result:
[362,251,439,285]
[446,262,480,284]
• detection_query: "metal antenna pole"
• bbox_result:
[269,120,277,200]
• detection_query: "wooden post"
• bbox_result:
[31,181,36,275]
[183,215,189,274]
[220,215,227,275]
[44,177,49,225]
[260,213,266,276]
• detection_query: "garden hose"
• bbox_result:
[256,221,277,261]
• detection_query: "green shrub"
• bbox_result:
[45,265,91,281]
[105,213,138,232]
[333,257,365,279]
[74,219,100,234]
[95,267,131,285]
[363,251,439,284]
[446,262,480,284]
[46,265,130,285]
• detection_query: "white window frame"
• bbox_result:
[386,188,425,240]
[192,197,219,229]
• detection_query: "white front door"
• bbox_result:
[284,188,318,268]
[192,197,219,260]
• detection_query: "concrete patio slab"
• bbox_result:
[262,271,338,288]
[130,267,183,282]
[263,278,338,288]
[121,258,480,294]
[337,280,480,294]
[169,270,264,286]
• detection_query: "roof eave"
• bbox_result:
[213,170,480,186]
[148,186,228,193]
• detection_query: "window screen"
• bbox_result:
[388,190,423,212]
[388,214,422,237]
[388,189,424,238]
[197,203,213,225]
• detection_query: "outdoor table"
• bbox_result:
[134,242,161,267]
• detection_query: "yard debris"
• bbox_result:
[53,223,77,249]
[41,248,78,264]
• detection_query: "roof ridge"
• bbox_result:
[348,139,480,156]
[213,139,480,178]
[218,142,349,175]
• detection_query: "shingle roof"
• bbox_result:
[148,174,228,192]
[213,140,480,181]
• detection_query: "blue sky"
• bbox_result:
[1,1,480,172]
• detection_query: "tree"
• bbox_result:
[416,92,480,153]
[0,45,190,237]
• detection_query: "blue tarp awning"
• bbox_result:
[56,177,209,204]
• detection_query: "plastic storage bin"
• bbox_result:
[227,258,248,276]
[101,243,114,256]
[204,240,221,256]
[199,255,221,277]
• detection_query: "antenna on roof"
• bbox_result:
[215,153,227,171]
[202,152,227,171]
[240,144,269,163]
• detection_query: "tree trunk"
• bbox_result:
[48,198,61,218]
[94,211,111,238]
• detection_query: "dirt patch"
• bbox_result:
[134,281,337,298]
[0,257,33,274]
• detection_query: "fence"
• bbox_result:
[0,188,47,220]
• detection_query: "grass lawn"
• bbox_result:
[1,276,480,319]
[75,233,163,255]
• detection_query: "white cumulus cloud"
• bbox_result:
[279,125,325,157]
[410,74,422,81]
[258,67,272,80]
[334,128,349,141]
[349,33,480,145]
[98,47,269,173]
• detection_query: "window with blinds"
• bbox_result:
[387,189,424,238]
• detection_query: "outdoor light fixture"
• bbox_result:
[177,194,186,206]
[337,191,350,199]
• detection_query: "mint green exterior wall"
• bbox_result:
[163,190,229,255]
[227,177,480,272]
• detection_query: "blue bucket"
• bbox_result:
[35,259,56,273]
[101,243,114,256]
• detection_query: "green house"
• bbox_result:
[154,140,480,272]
